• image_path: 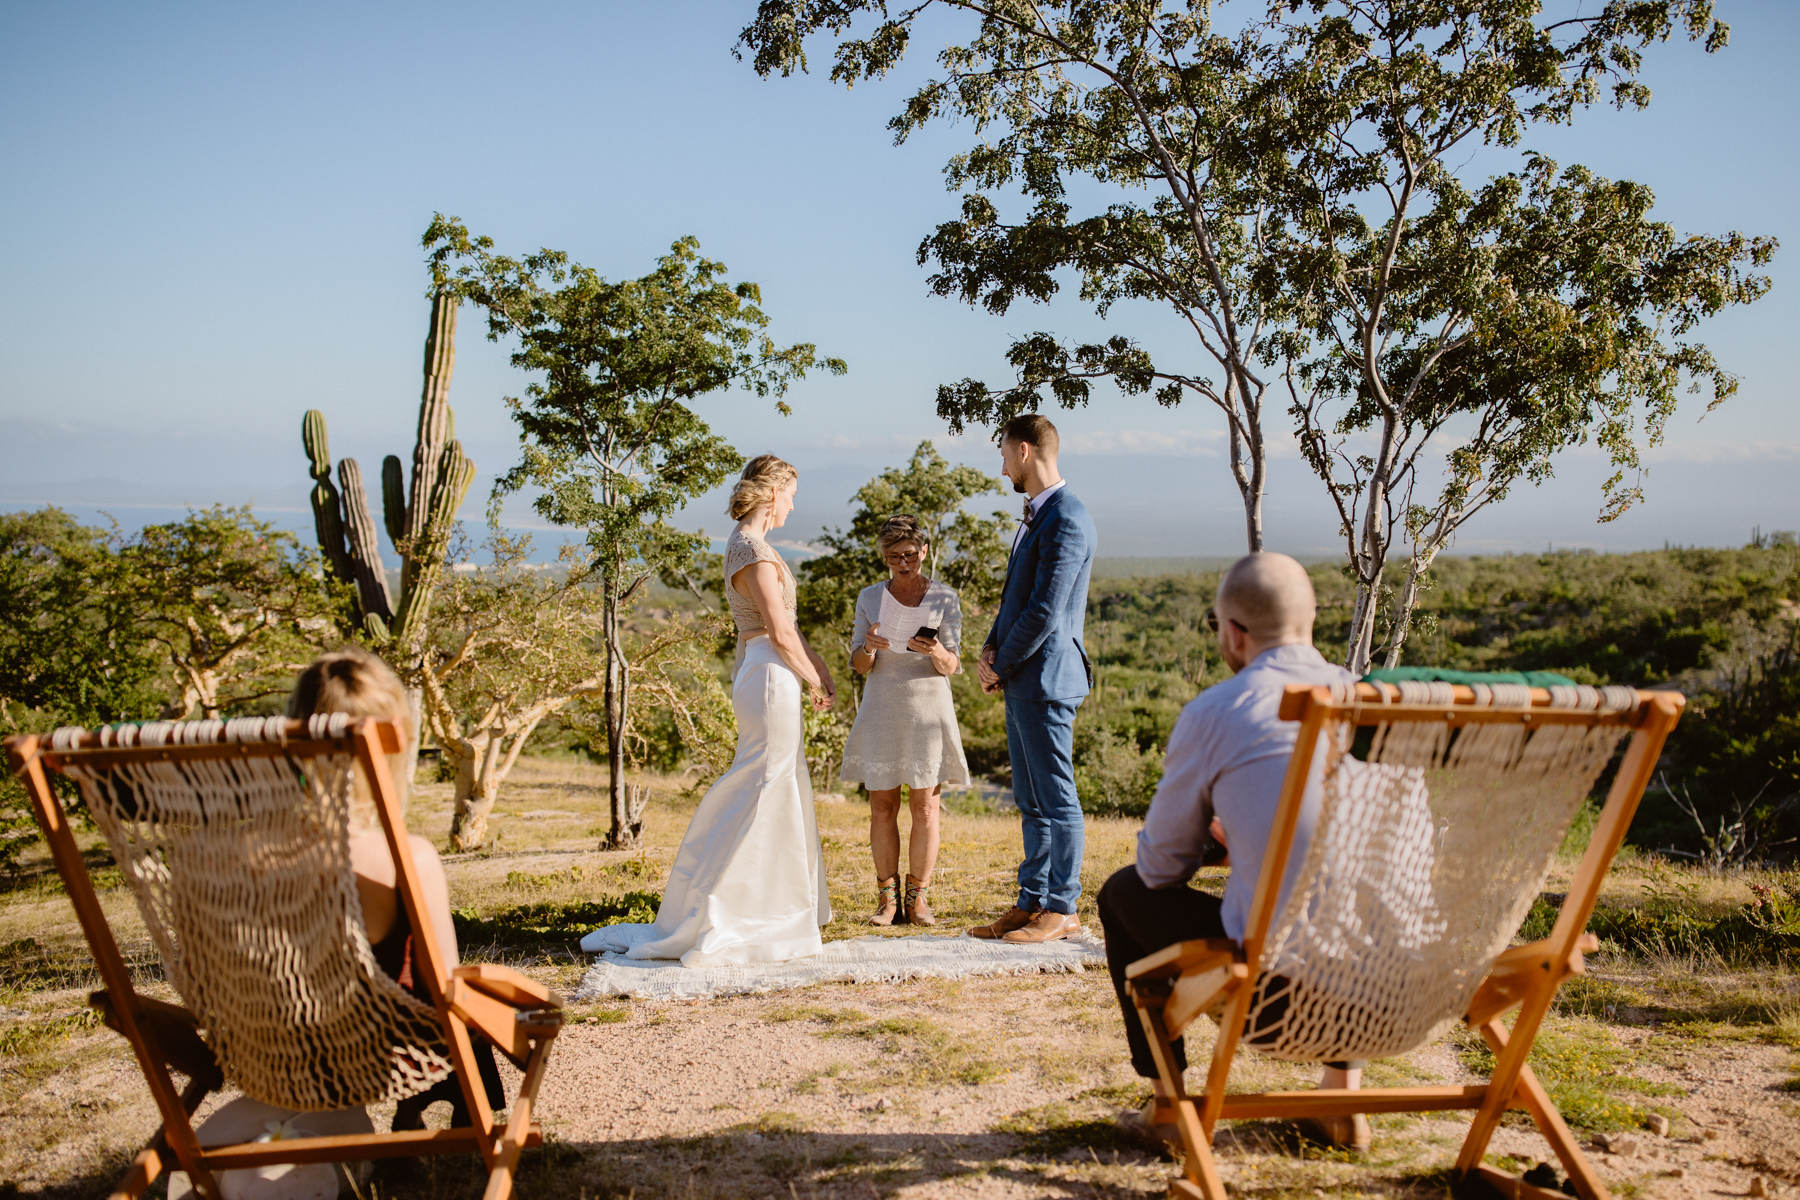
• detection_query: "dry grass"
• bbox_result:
[3,756,1797,1198]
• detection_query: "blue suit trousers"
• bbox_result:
[1005,694,1084,915]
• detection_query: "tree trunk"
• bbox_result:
[1243,483,1264,555]
[1343,407,1402,676]
[1345,568,1382,677]
[601,574,640,849]
[401,682,424,794]
[447,732,491,850]
[611,780,651,850]
[1226,397,1266,553]
[1382,557,1429,670]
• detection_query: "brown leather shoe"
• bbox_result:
[969,905,1036,939]
[1118,1098,1182,1157]
[1298,1113,1371,1152]
[1001,910,1080,943]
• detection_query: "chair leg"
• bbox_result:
[1470,1020,1611,1200]
[109,1055,220,1199]
[1456,1007,1543,1177]
[1133,995,1227,1199]
[481,1035,556,1200]
[107,1146,163,1200]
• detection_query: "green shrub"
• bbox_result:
[1072,724,1163,817]
[452,892,659,952]
[1519,872,1800,966]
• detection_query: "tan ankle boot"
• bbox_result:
[904,874,935,926]
[869,876,900,926]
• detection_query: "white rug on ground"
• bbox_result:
[575,930,1107,1002]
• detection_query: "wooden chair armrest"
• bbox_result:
[450,963,563,1010]
[1125,938,1241,982]
[88,989,223,1090]
[1465,933,1599,1027]
[447,969,564,1068]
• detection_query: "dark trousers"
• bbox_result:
[1098,864,1362,1081]
[1098,864,1228,1079]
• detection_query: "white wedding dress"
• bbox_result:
[580,530,831,966]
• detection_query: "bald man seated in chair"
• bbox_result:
[1098,552,1370,1152]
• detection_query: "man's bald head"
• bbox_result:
[1216,552,1316,646]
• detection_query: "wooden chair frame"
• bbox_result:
[1125,682,1684,1200]
[6,718,564,1200]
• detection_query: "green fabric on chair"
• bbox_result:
[1363,666,1578,689]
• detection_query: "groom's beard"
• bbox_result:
[1010,477,1026,493]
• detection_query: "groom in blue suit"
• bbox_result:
[972,414,1097,944]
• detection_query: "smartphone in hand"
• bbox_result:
[913,625,939,642]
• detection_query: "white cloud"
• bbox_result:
[802,431,990,455]
[1643,439,1800,465]
[1063,428,1225,456]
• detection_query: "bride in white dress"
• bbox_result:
[580,455,837,966]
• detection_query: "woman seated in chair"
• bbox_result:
[288,647,504,1129]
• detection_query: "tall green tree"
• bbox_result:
[1263,2,1774,671]
[740,0,1776,673]
[797,440,1014,636]
[425,216,845,848]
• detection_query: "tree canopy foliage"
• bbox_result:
[797,440,1014,635]
[0,507,338,866]
[0,508,161,730]
[121,505,336,719]
[739,0,1776,672]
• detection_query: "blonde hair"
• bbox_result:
[728,454,798,520]
[288,647,412,831]
[877,513,929,556]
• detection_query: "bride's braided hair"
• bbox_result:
[728,454,798,520]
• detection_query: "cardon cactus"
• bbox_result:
[303,411,354,584]
[402,293,457,601]
[300,289,471,654]
[392,439,476,645]
[381,456,406,545]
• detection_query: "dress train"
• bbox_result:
[579,637,831,966]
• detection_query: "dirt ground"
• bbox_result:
[8,958,1798,1199]
[5,761,1798,1198]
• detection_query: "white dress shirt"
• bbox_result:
[1134,643,1355,940]
[1010,479,1067,556]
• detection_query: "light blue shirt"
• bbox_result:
[1134,643,1355,940]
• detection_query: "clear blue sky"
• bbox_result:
[3,0,1795,557]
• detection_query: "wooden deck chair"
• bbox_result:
[5,714,564,1200]
[1125,680,1683,1200]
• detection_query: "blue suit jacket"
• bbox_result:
[984,486,1097,702]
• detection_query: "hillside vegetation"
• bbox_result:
[1033,543,1800,860]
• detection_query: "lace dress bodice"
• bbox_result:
[724,529,795,641]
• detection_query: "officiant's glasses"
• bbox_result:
[883,548,923,565]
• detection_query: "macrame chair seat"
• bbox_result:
[6,715,564,1200]
[1125,680,1684,1200]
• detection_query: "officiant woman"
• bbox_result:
[842,514,971,927]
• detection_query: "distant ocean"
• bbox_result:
[0,501,823,567]
[2,501,1237,576]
